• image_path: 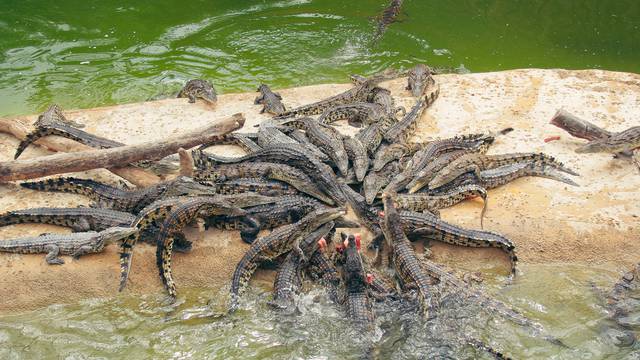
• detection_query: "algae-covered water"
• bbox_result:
[0,0,638,116]
[1,1,640,358]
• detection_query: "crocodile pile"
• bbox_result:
[0,67,588,358]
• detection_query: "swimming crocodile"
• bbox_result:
[372,0,404,42]
[0,227,136,265]
[177,79,217,104]
[255,84,286,115]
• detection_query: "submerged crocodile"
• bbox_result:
[255,84,286,115]
[269,221,334,312]
[229,207,345,311]
[380,192,434,317]
[177,79,217,104]
[372,0,404,42]
[20,176,217,214]
[0,227,136,265]
[0,207,135,232]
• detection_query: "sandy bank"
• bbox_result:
[0,68,639,313]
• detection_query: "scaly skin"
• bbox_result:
[355,116,397,155]
[405,64,435,97]
[363,160,400,204]
[373,0,403,41]
[20,176,218,213]
[318,102,387,128]
[192,158,334,204]
[428,152,579,190]
[407,148,486,193]
[575,126,640,154]
[342,234,375,327]
[277,117,349,175]
[369,87,404,116]
[306,250,342,303]
[381,193,433,317]
[177,79,217,104]
[229,207,345,311]
[273,75,392,119]
[269,222,334,312]
[386,133,495,193]
[0,207,135,232]
[213,178,300,197]
[34,104,84,128]
[156,199,249,299]
[396,184,487,220]
[342,137,369,182]
[372,142,421,172]
[254,84,286,115]
[191,144,346,204]
[119,196,246,291]
[285,128,333,163]
[383,89,439,144]
[0,227,136,265]
[399,210,517,277]
[207,195,325,244]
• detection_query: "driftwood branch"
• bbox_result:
[0,113,244,182]
[0,117,160,186]
[549,109,612,141]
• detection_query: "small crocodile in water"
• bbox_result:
[380,192,434,317]
[118,195,253,291]
[406,64,436,98]
[229,207,345,311]
[268,221,334,313]
[0,207,135,232]
[20,176,218,214]
[0,227,136,265]
[177,79,217,104]
[34,104,84,128]
[192,155,334,204]
[254,84,286,115]
[372,0,404,42]
[428,152,579,190]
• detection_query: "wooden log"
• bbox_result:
[0,113,244,182]
[178,148,194,177]
[549,109,612,141]
[0,117,160,186]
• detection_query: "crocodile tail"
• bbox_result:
[15,127,55,159]
[155,233,177,299]
[229,257,259,312]
[118,232,139,291]
[20,177,114,198]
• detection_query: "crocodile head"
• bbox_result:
[98,227,138,245]
[342,233,367,291]
[181,79,217,104]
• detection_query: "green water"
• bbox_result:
[1,1,640,358]
[0,0,638,117]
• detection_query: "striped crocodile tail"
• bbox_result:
[117,233,138,291]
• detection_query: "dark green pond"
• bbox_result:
[0,0,638,116]
[1,1,640,358]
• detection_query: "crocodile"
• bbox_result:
[363,160,401,204]
[397,210,517,277]
[273,74,393,119]
[428,152,579,190]
[0,227,136,265]
[191,157,334,204]
[207,195,325,244]
[354,115,397,155]
[575,126,640,154]
[341,233,375,327]
[342,136,369,182]
[276,117,350,175]
[34,104,84,128]
[199,132,262,153]
[369,86,404,116]
[406,63,436,98]
[306,248,342,304]
[285,128,333,163]
[384,133,497,194]
[191,144,347,204]
[177,79,217,104]
[229,207,345,311]
[155,198,256,299]
[212,178,300,197]
[475,160,579,189]
[380,192,434,317]
[268,221,335,312]
[395,184,488,224]
[20,176,218,213]
[317,102,387,128]
[372,0,404,42]
[372,141,421,172]
[383,90,439,144]
[119,196,248,291]
[0,207,135,232]
[254,84,286,115]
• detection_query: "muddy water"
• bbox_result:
[0,263,637,359]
